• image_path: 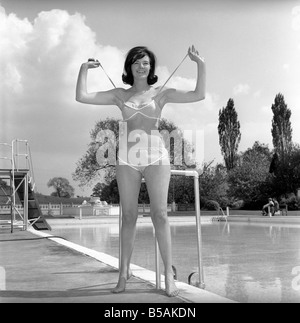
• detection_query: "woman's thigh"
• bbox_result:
[143,164,171,211]
[116,165,142,217]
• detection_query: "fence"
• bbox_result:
[0,203,173,217]
[0,203,73,217]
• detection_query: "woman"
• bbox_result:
[76,45,205,297]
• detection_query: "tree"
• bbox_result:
[269,93,299,199]
[269,143,300,198]
[47,177,75,198]
[227,141,273,209]
[218,98,241,170]
[158,118,196,169]
[271,93,293,162]
[72,117,197,194]
[93,179,150,204]
[93,180,119,204]
[169,175,195,204]
[72,117,120,188]
[199,162,229,208]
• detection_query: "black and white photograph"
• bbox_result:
[0,0,300,306]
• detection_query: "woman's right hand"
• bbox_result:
[188,45,204,64]
[84,58,101,69]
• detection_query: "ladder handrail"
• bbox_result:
[12,139,36,192]
[0,139,38,231]
[26,143,36,191]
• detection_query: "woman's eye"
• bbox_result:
[133,61,149,66]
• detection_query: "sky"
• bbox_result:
[0,0,300,197]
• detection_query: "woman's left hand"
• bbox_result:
[188,45,204,63]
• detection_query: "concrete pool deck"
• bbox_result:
[0,225,234,304]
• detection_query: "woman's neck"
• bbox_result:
[131,80,150,93]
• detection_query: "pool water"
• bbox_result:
[51,220,300,303]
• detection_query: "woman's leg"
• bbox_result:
[143,164,179,297]
[111,164,142,293]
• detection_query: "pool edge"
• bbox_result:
[28,227,235,304]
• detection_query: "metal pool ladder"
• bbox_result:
[0,139,50,232]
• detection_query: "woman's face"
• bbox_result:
[131,55,151,81]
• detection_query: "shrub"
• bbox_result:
[204,200,220,210]
[230,199,245,210]
[280,193,299,210]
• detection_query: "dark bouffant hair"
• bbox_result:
[122,46,158,86]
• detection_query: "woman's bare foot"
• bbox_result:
[111,277,127,294]
[111,269,133,294]
[165,272,179,297]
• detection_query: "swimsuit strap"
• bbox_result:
[157,52,189,95]
[99,62,117,88]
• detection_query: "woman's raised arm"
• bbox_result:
[75,59,119,106]
[161,45,206,105]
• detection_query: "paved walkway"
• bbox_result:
[0,227,233,304]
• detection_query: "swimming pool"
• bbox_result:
[51,219,300,303]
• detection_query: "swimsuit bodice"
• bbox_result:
[120,92,163,136]
[121,97,161,122]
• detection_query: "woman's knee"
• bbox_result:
[151,208,168,226]
[121,211,138,227]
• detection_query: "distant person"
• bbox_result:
[272,198,280,216]
[262,198,274,216]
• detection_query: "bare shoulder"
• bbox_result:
[113,87,130,107]
[154,86,175,107]
[113,87,127,96]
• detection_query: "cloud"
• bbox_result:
[0,6,126,194]
[239,121,273,152]
[282,63,290,72]
[0,5,213,195]
[233,83,250,96]
[1,7,125,102]
[253,90,261,99]
[163,91,220,131]
[261,105,273,116]
[0,7,127,141]
[291,6,300,31]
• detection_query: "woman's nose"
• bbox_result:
[138,62,146,68]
